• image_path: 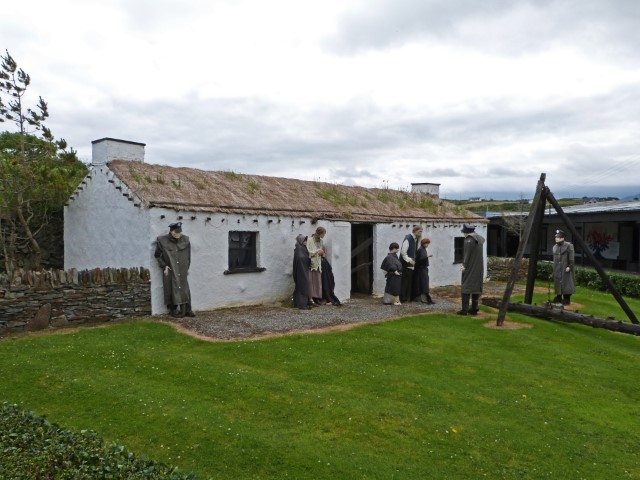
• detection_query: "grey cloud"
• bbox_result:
[114,0,211,31]
[419,168,462,177]
[326,0,640,63]
[326,0,517,53]
[49,79,640,196]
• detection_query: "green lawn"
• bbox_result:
[512,283,640,321]
[1,292,640,479]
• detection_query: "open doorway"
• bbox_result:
[351,223,373,294]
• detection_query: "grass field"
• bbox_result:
[1,288,639,479]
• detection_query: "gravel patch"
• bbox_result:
[161,282,522,341]
[163,293,459,341]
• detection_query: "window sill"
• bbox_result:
[224,267,267,275]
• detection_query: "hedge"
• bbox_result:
[536,261,640,299]
[0,403,199,480]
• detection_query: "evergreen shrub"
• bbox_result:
[0,403,198,480]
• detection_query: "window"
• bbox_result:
[226,231,265,274]
[454,236,464,264]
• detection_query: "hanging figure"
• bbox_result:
[552,230,576,305]
[154,222,195,317]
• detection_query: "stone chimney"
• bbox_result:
[91,137,146,166]
[411,182,440,198]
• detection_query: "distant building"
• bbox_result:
[411,182,440,196]
[488,199,640,272]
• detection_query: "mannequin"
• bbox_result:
[458,224,485,315]
[154,222,195,317]
[552,230,576,305]
[415,236,435,304]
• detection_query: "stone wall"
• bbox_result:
[487,256,530,281]
[0,267,151,335]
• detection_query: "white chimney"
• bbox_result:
[411,182,440,198]
[91,137,146,165]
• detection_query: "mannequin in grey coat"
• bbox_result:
[458,224,485,315]
[154,222,195,317]
[552,229,576,305]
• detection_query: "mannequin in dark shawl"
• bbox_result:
[321,256,341,305]
[415,236,435,304]
[292,234,311,310]
[380,242,403,305]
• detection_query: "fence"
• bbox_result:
[0,267,151,335]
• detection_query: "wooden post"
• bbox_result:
[524,190,547,304]
[545,188,639,324]
[497,174,546,326]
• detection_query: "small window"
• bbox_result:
[226,231,265,274]
[454,236,464,264]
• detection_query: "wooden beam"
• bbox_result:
[524,190,547,304]
[497,174,546,326]
[351,237,373,258]
[545,188,639,325]
[483,297,640,335]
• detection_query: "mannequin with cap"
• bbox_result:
[154,222,195,317]
[457,224,485,315]
[552,229,576,305]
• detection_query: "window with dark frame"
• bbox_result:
[454,236,464,264]
[228,231,258,272]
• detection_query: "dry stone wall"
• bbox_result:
[0,267,150,335]
[487,256,530,281]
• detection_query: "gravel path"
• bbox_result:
[161,283,520,341]
[163,289,464,341]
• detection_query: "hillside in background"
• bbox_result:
[449,196,620,216]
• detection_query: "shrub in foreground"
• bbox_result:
[0,403,198,480]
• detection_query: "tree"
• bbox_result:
[500,196,529,239]
[0,50,87,274]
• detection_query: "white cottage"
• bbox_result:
[65,138,487,315]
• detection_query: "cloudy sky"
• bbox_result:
[2,0,640,199]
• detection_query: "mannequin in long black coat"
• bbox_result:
[292,234,311,310]
[380,242,403,305]
[321,256,341,305]
[415,237,435,304]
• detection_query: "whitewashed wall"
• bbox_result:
[91,138,145,164]
[149,212,352,314]
[372,221,488,296]
[65,163,487,313]
[64,166,150,269]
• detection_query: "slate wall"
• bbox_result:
[0,267,151,335]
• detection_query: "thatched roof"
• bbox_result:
[108,160,481,223]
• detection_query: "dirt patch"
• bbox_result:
[483,320,533,330]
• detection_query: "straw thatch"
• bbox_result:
[109,160,481,223]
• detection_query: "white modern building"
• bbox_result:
[65,138,486,314]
